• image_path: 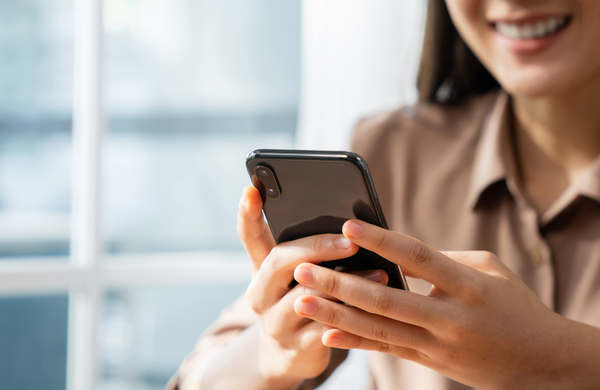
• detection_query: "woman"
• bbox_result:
[170,0,600,388]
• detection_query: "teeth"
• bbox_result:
[495,16,568,40]
[521,24,534,39]
[534,21,546,37]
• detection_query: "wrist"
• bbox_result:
[522,315,600,390]
[551,318,600,389]
[257,329,314,390]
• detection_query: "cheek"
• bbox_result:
[446,0,600,97]
[493,22,600,96]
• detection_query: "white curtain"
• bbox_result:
[297,0,428,150]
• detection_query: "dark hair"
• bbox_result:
[417,0,500,104]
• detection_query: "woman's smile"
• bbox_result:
[446,0,600,97]
[490,14,571,54]
[493,15,569,40]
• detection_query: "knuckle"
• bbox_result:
[309,235,325,258]
[245,283,263,314]
[236,219,253,242]
[469,251,497,269]
[266,246,282,272]
[262,316,286,341]
[293,284,311,296]
[326,306,343,327]
[237,217,267,243]
[322,271,344,297]
[408,241,432,267]
[373,232,392,253]
[481,250,497,260]
[369,324,389,342]
[480,251,498,265]
[376,342,391,354]
[370,288,394,314]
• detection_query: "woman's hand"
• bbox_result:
[292,219,600,390]
[238,186,379,389]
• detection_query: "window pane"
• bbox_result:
[103,0,300,254]
[99,284,247,390]
[0,0,73,259]
[0,294,69,390]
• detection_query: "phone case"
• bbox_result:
[246,149,408,290]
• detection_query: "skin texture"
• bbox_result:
[194,186,387,390]
[238,185,347,388]
[445,0,600,213]
[446,0,600,97]
[200,1,600,388]
[287,2,600,388]
[294,220,600,389]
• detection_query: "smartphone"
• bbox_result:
[245,149,409,290]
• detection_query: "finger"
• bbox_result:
[294,263,442,327]
[441,250,508,275]
[261,314,330,355]
[261,284,339,338]
[247,234,359,312]
[322,329,423,363]
[260,271,388,349]
[237,186,276,272]
[294,295,433,351]
[297,320,333,352]
[267,268,389,325]
[347,269,389,286]
[401,268,419,278]
[264,271,390,334]
[342,219,467,293]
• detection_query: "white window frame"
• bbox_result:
[0,1,250,389]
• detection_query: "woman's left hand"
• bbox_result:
[292,219,600,390]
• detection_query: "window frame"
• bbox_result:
[0,1,249,389]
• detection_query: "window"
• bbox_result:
[0,0,300,389]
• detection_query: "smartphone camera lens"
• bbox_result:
[254,165,280,200]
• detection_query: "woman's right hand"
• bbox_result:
[237,186,363,388]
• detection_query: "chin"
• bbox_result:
[494,66,570,98]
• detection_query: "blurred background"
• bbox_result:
[0,0,425,389]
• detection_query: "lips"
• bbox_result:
[494,16,570,40]
[489,14,572,54]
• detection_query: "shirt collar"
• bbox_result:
[466,90,600,220]
[541,153,600,223]
[577,157,600,204]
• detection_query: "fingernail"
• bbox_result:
[344,220,364,238]
[326,336,342,346]
[334,236,352,249]
[364,270,383,283]
[298,301,317,316]
[295,266,315,284]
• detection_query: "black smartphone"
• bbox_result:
[245,149,409,290]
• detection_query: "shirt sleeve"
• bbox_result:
[164,116,399,390]
[165,294,258,389]
[166,293,349,389]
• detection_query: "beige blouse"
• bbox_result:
[168,89,600,390]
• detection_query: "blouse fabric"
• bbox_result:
[168,90,600,390]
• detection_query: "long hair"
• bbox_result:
[417,0,500,104]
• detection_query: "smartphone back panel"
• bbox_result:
[246,149,408,290]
